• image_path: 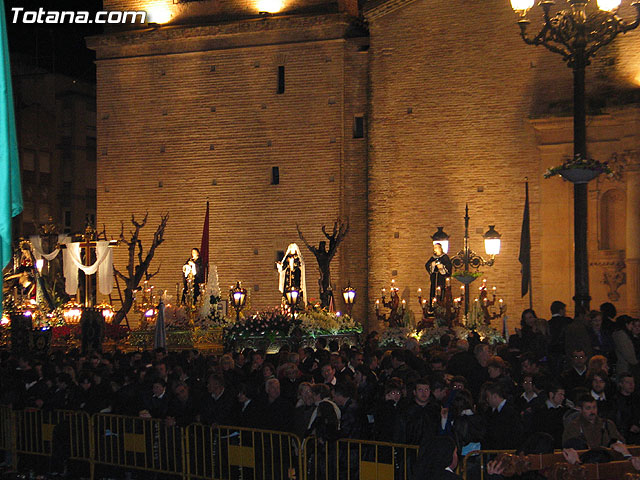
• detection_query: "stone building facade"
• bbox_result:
[89,0,640,328]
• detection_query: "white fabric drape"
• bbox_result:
[29,235,70,261]
[63,240,114,296]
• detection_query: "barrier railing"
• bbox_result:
[187,423,303,480]
[92,413,186,478]
[5,407,640,480]
[301,436,419,480]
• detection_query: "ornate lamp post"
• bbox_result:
[509,0,639,312]
[285,287,300,318]
[229,281,247,323]
[433,205,501,316]
[342,284,357,316]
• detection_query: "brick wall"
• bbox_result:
[365,0,640,330]
[92,16,369,320]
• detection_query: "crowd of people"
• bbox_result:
[4,299,640,478]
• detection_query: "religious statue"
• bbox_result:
[182,248,205,305]
[296,219,349,308]
[425,243,452,306]
[276,243,307,306]
[3,242,36,301]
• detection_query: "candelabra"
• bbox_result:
[375,280,406,328]
[509,0,640,311]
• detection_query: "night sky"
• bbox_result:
[5,0,104,82]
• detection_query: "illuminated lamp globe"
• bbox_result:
[230,282,247,309]
[431,226,450,254]
[285,288,299,307]
[256,0,284,13]
[342,285,356,305]
[510,0,534,12]
[596,0,621,11]
[483,225,502,256]
[146,4,173,24]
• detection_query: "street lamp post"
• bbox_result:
[510,0,640,312]
[229,281,247,323]
[433,205,501,316]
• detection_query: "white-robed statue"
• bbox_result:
[276,243,307,306]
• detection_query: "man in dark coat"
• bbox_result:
[260,378,293,432]
[483,381,523,450]
[396,377,438,446]
[199,374,238,426]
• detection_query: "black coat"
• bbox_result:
[483,401,523,450]
[200,388,238,426]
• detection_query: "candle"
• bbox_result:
[432,297,437,307]
[460,286,465,293]
[375,299,380,310]
[382,288,386,296]
[436,286,441,295]
[482,278,487,285]
[422,299,427,305]
[499,299,504,308]
[483,298,488,306]
[418,288,422,296]
[445,277,451,287]
[402,299,406,306]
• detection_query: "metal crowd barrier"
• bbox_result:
[92,413,186,478]
[187,423,303,480]
[301,436,419,480]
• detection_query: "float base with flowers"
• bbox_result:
[223,306,363,353]
[378,301,507,349]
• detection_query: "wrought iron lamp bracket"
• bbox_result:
[518,1,640,67]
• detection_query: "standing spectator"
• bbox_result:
[332,380,362,439]
[562,394,625,448]
[600,302,618,334]
[561,349,589,394]
[483,382,523,450]
[261,378,293,432]
[236,382,264,428]
[397,377,438,446]
[307,384,340,442]
[166,381,197,427]
[612,316,640,381]
[141,378,169,419]
[200,374,237,426]
[565,309,593,360]
[548,302,572,368]
[613,373,640,445]
[588,310,614,359]
[535,383,567,449]
[374,378,404,442]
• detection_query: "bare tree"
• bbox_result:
[297,218,349,308]
[112,212,169,326]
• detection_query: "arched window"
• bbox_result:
[600,189,626,251]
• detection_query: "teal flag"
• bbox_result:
[0,0,23,314]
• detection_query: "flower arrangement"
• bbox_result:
[104,323,130,340]
[417,325,451,346]
[164,305,190,330]
[544,154,612,179]
[378,327,416,348]
[297,307,363,337]
[223,307,295,343]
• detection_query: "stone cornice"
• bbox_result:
[87,13,361,58]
